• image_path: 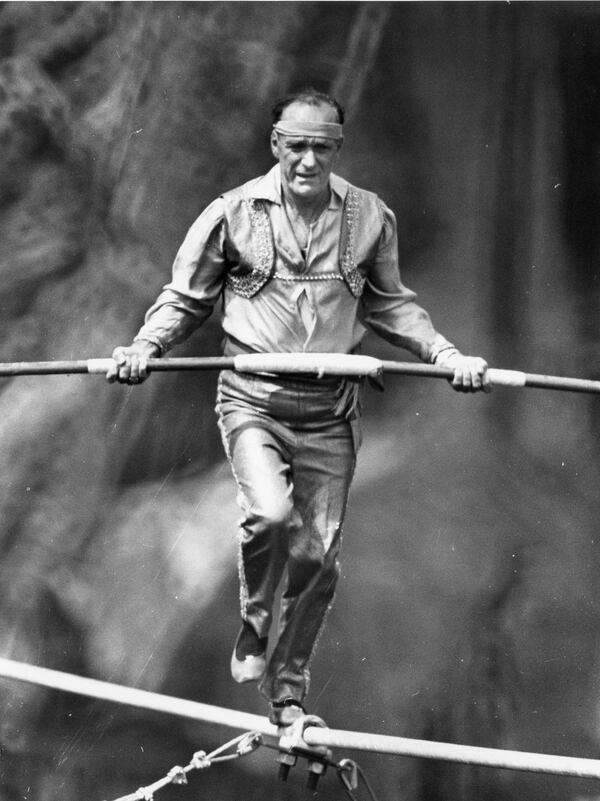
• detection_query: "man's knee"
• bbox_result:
[287,544,340,592]
[245,496,297,536]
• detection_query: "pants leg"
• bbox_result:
[261,417,356,703]
[216,370,360,703]
[218,412,297,640]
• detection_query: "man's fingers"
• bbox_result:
[451,364,471,390]
[107,344,156,385]
[106,348,124,382]
[108,347,134,383]
[127,358,140,384]
[118,355,148,384]
[112,347,127,365]
[472,358,490,392]
[451,358,490,393]
[470,364,483,390]
[138,355,149,379]
[480,367,492,393]
[453,370,473,393]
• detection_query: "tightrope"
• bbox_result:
[1,657,600,780]
[0,352,598,394]
[0,657,277,737]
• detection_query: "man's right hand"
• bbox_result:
[106,340,160,384]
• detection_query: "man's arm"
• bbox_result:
[361,203,490,393]
[107,199,228,385]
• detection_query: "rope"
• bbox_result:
[105,730,262,801]
[303,727,600,780]
[1,658,600,781]
[0,657,277,737]
[0,352,598,394]
[106,729,382,801]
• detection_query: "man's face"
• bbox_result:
[271,101,342,203]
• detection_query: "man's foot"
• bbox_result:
[230,621,267,684]
[269,698,306,727]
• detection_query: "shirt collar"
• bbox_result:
[248,164,347,208]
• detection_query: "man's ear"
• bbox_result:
[270,132,279,160]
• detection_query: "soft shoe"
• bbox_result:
[230,621,267,684]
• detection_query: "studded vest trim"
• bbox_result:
[223,182,384,299]
[338,187,365,297]
[224,199,275,298]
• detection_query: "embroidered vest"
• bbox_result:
[220,178,386,299]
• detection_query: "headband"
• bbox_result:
[273,120,343,140]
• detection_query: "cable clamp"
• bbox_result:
[190,750,211,770]
[166,766,187,785]
[277,714,332,789]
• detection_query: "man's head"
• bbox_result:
[271,89,345,128]
[270,88,344,204]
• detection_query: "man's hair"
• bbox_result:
[271,87,345,125]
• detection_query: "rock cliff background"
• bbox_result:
[1,2,600,799]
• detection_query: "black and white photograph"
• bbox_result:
[0,2,600,799]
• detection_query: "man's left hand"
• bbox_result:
[438,352,491,393]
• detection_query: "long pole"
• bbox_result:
[379,361,600,395]
[1,658,600,780]
[0,353,598,395]
[0,357,234,376]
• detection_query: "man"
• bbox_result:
[107,88,490,727]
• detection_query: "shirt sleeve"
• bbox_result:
[134,198,228,354]
[360,202,456,363]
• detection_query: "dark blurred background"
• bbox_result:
[1,2,600,799]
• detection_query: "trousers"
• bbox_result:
[215,369,361,703]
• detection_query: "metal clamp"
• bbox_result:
[277,715,332,789]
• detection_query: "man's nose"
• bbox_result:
[301,148,317,167]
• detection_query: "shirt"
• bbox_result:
[135,165,455,363]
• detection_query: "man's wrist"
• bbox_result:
[133,336,163,357]
[432,346,460,366]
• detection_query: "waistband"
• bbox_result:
[217,368,362,420]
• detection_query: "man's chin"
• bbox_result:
[289,181,324,201]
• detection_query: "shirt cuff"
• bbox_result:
[431,345,460,365]
[133,335,167,356]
